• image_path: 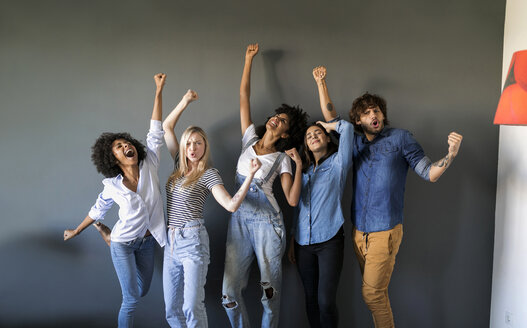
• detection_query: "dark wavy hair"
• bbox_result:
[302,122,338,172]
[254,104,309,152]
[349,92,390,133]
[91,132,146,178]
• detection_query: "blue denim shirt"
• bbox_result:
[352,127,431,233]
[293,120,354,245]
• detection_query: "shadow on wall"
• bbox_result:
[0,229,167,328]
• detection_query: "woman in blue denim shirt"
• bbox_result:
[162,89,261,328]
[286,67,354,328]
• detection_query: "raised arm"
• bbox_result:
[152,73,166,121]
[240,43,259,135]
[211,159,262,212]
[313,66,338,122]
[162,89,199,159]
[281,148,303,207]
[428,132,463,182]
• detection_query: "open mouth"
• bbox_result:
[372,119,379,128]
[125,149,134,158]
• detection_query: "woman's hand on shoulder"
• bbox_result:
[317,120,337,133]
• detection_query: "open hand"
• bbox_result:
[316,120,336,133]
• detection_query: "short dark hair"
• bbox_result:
[349,93,390,133]
[302,122,338,172]
[91,132,146,178]
[255,104,309,152]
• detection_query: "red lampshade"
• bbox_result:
[494,50,527,125]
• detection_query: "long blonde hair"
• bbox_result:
[166,126,211,190]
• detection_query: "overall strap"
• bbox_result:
[241,136,260,154]
[261,152,286,185]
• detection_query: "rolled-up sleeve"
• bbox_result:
[402,131,430,181]
[88,187,114,221]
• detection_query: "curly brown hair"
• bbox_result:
[349,93,390,133]
[254,104,309,152]
[91,132,146,178]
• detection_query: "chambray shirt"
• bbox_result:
[293,120,354,245]
[352,127,431,233]
[88,120,167,247]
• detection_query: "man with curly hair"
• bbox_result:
[312,66,463,328]
[64,73,168,328]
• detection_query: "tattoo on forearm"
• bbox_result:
[432,154,452,168]
[326,103,333,112]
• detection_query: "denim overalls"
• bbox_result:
[222,136,286,328]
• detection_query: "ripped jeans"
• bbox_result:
[163,219,210,328]
[222,175,286,328]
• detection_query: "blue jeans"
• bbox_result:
[163,219,210,328]
[110,234,155,328]
[222,175,286,328]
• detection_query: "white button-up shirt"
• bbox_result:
[88,120,167,247]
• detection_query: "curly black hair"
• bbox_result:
[349,92,390,133]
[255,104,309,152]
[91,132,146,178]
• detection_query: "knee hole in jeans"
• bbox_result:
[222,295,238,309]
[260,282,274,299]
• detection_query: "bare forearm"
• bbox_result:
[163,98,189,131]
[227,172,256,212]
[152,89,163,121]
[316,80,337,121]
[284,164,303,207]
[64,215,95,241]
[240,58,253,133]
[429,153,455,182]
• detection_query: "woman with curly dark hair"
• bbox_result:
[221,43,308,328]
[64,73,168,328]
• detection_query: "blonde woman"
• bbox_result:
[162,90,261,328]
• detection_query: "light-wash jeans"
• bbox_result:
[222,174,286,328]
[163,219,210,328]
[110,234,155,328]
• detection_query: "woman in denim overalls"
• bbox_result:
[162,89,261,328]
[221,44,308,328]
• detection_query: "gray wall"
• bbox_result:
[0,0,503,327]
